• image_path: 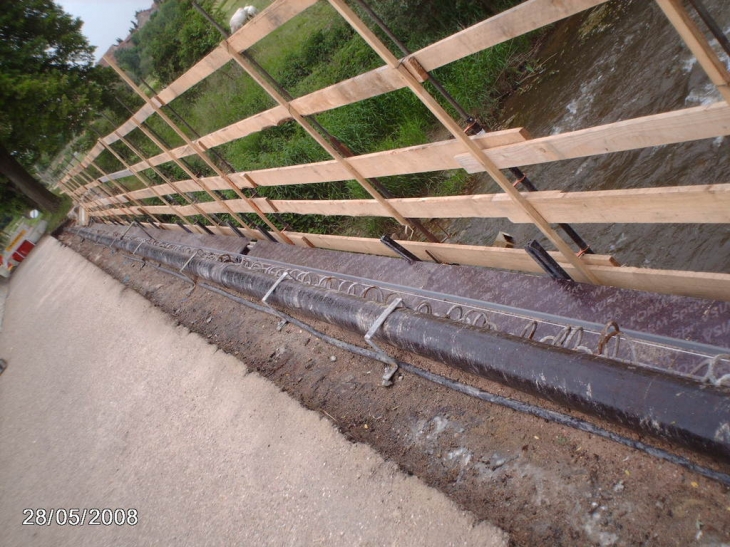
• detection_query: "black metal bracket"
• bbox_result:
[380,235,420,264]
[226,220,246,238]
[256,224,278,242]
[196,221,214,235]
[525,240,572,281]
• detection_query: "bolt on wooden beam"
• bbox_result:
[326,0,599,285]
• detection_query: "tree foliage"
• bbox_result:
[116,0,223,86]
[0,0,113,212]
[0,0,105,164]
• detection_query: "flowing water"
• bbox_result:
[449,0,730,274]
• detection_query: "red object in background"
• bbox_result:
[11,240,35,263]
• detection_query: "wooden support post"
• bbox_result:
[87,160,166,226]
[71,174,113,221]
[216,44,432,240]
[655,0,730,103]
[96,138,200,232]
[326,0,599,285]
[103,55,293,244]
[108,130,220,229]
[79,173,131,222]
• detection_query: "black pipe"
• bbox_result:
[75,227,730,461]
[201,283,730,486]
[687,0,730,58]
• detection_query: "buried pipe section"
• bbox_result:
[75,226,730,461]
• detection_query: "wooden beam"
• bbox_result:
[96,137,198,230]
[655,0,730,103]
[122,183,730,226]
[456,101,730,170]
[221,46,428,238]
[327,0,600,284]
[414,0,608,71]
[104,54,296,243]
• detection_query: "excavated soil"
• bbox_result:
[59,231,730,547]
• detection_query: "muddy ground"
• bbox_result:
[59,231,730,546]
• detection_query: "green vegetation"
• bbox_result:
[84,0,538,236]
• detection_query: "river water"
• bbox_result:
[449,0,730,274]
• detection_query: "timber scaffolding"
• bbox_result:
[58,0,730,301]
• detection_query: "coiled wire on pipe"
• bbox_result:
[73,227,730,463]
[198,283,730,487]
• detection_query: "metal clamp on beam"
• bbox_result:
[380,235,420,264]
[256,224,278,243]
[364,298,403,386]
[227,220,246,239]
[196,221,214,235]
[525,240,572,281]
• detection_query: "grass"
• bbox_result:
[79,0,538,236]
[44,195,74,234]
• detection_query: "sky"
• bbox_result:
[56,0,154,62]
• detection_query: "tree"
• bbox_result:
[0,0,105,212]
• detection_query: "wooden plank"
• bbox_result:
[156,46,231,106]
[227,0,319,51]
[327,0,600,284]
[290,65,405,117]
[655,0,730,103]
[260,184,730,224]
[104,105,156,146]
[455,101,730,170]
[415,0,609,72]
[234,128,529,187]
[587,265,730,302]
[100,0,316,149]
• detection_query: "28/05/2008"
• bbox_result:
[22,508,138,526]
